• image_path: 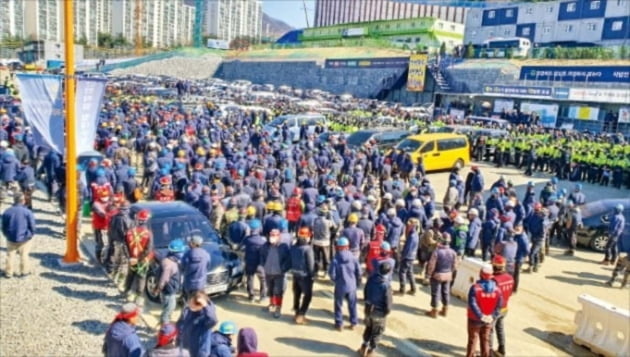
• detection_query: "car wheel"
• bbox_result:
[454,159,464,169]
[589,234,608,252]
[145,269,161,303]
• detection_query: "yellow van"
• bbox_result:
[395,133,470,172]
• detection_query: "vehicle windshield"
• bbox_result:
[268,116,288,127]
[396,139,423,152]
[150,215,220,247]
[347,131,374,146]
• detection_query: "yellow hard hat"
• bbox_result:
[247,205,256,216]
[348,213,359,224]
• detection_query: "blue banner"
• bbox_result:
[519,66,630,83]
[325,57,409,69]
[553,87,570,99]
[75,77,107,157]
[16,74,65,154]
[483,85,553,97]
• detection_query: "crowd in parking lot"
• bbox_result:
[0,74,628,357]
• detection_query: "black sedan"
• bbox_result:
[577,199,630,252]
[131,202,244,303]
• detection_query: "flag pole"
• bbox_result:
[63,0,80,263]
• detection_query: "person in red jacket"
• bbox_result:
[285,188,303,233]
[155,176,175,202]
[124,209,154,305]
[491,255,514,357]
[466,264,503,357]
[92,190,114,264]
[236,327,268,357]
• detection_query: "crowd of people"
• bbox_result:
[0,75,628,357]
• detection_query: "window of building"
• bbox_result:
[526,7,533,14]
[471,30,477,37]
[587,23,597,31]
[488,10,495,19]
[612,21,623,31]
[590,1,600,10]
[567,2,576,12]
[564,24,573,32]
[439,22,444,29]
[506,9,514,18]
[489,31,495,37]
[547,6,554,13]
[522,28,531,36]
[544,26,552,34]
[451,25,456,31]
[504,29,511,36]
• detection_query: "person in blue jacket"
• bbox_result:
[241,219,267,302]
[2,193,36,278]
[468,165,484,207]
[485,188,504,220]
[602,204,626,265]
[177,291,218,357]
[466,208,482,257]
[103,303,145,357]
[397,218,419,295]
[329,237,362,331]
[480,208,500,262]
[210,321,237,357]
[181,236,210,299]
[526,203,546,272]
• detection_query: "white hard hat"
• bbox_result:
[412,198,422,208]
[468,208,479,216]
[454,216,465,225]
[0,140,8,148]
[383,193,393,200]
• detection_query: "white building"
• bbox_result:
[204,0,262,42]
[464,0,630,47]
[74,0,113,46]
[111,0,195,48]
[23,0,65,43]
[0,0,25,39]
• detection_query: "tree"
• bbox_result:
[439,41,446,57]
[97,32,113,48]
[229,36,253,50]
[620,45,628,59]
[112,33,128,47]
[76,33,88,46]
[465,42,474,58]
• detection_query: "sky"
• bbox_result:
[263,0,316,29]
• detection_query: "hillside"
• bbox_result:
[262,13,294,40]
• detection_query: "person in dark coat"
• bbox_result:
[397,218,419,295]
[290,227,315,324]
[329,237,362,330]
[148,323,191,357]
[525,203,546,273]
[384,208,404,268]
[106,201,134,279]
[103,303,145,357]
[359,261,393,357]
[602,204,626,265]
[260,229,291,318]
[2,193,36,278]
[425,232,457,318]
[16,158,35,209]
[466,208,482,257]
[210,321,237,357]
[176,292,218,357]
[236,328,269,357]
[181,236,210,298]
[241,219,267,302]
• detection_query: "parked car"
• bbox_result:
[263,113,327,142]
[577,199,630,252]
[346,128,410,150]
[131,202,244,303]
[395,133,470,171]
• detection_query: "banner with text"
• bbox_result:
[75,77,107,156]
[568,88,630,104]
[493,99,514,113]
[519,66,630,83]
[619,107,630,124]
[569,106,600,121]
[520,102,559,128]
[324,57,409,69]
[16,73,65,154]
[483,85,553,98]
[407,54,428,92]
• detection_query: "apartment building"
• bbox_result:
[204,0,262,42]
[0,0,25,39]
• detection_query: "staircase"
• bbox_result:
[429,64,452,92]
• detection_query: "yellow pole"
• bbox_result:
[63,0,80,263]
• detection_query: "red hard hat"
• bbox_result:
[137,209,151,221]
[492,255,506,267]
[297,227,311,238]
[293,187,302,195]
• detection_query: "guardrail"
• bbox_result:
[573,294,630,357]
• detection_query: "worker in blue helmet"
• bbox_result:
[602,204,626,266]
[329,237,361,331]
[568,184,585,206]
[154,239,187,324]
[210,321,237,357]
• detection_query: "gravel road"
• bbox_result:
[0,191,153,357]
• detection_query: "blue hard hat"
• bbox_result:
[449,180,456,186]
[551,177,558,184]
[527,181,535,187]
[337,237,349,247]
[575,184,582,191]
[218,321,236,335]
[317,195,326,204]
[491,188,499,195]
[168,239,187,253]
[160,167,169,176]
[249,219,262,230]
[280,218,289,231]
[380,241,391,251]
[128,167,136,176]
[96,168,105,177]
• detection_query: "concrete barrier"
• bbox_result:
[451,257,486,300]
[573,294,630,357]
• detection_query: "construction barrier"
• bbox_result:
[573,294,630,357]
[451,257,486,300]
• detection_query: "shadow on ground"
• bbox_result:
[41,271,109,286]
[71,319,110,336]
[524,327,595,357]
[53,285,121,302]
[276,337,356,356]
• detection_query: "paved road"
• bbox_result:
[80,162,629,357]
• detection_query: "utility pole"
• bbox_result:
[301,0,310,28]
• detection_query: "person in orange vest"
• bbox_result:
[490,255,514,357]
[285,188,304,233]
[466,264,503,357]
[365,223,387,275]
[155,175,175,202]
[92,189,115,264]
[124,209,154,305]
